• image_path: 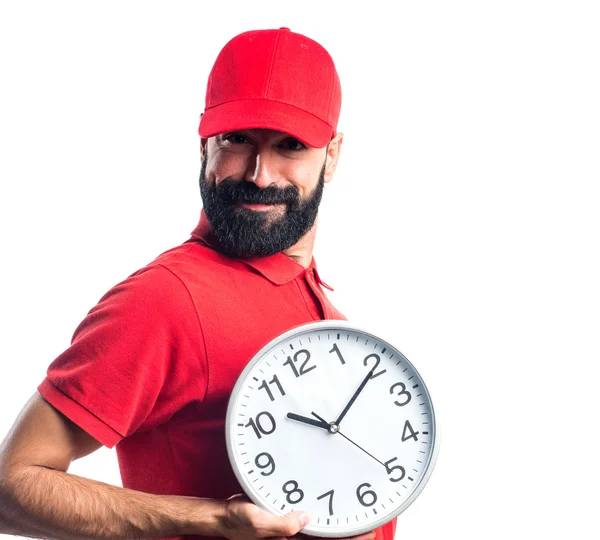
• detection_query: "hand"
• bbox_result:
[218,494,310,540]
[333,366,376,426]
[287,412,330,430]
[220,494,377,540]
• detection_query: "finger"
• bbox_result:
[291,528,376,540]
[225,501,307,539]
[348,532,376,540]
[227,492,249,501]
[322,533,375,540]
[292,534,376,540]
[260,510,311,537]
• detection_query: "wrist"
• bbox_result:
[176,496,228,537]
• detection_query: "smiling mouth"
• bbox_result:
[237,202,284,211]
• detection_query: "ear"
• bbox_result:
[200,137,208,162]
[199,111,208,162]
[323,132,344,184]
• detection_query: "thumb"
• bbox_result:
[276,510,312,537]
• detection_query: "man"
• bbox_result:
[0,28,396,540]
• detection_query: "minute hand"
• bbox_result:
[334,367,376,426]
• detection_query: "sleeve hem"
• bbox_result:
[37,379,123,449]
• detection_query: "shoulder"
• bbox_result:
[84,254,199,335]
[104,241,216,302]
[148,239,253,289]
[150,240,233,274]
[90,240,238,324]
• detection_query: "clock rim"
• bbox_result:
[225,320,440,537]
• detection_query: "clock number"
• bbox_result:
[384,457,406,482]
[283,349,316,378]
[255,452,275,476]
[401,419,419,442]
[282,480,304,504]
[356,483,378,507]
[390,382,412,406]
[329,343,346,365]
[245,412,276,439]
[316,489,335,516]
[364,354,387,379]
[257,374,286,402]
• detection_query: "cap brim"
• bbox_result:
[199,99,334,148]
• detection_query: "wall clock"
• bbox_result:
[225,320,439,537]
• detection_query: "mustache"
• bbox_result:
[215,178,300,205]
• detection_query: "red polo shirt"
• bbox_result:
[38,212,396,540]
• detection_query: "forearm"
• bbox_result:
[0,465,225,540]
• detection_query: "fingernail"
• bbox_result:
[299,512,311,527]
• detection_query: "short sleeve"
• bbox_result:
[37,264,207,448]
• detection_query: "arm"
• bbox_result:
[0,393,310,540]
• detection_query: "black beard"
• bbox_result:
[199,155,325,258]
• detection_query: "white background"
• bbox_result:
[1,1,599,539]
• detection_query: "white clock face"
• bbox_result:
[225,321,438,537]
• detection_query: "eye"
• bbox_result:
[279,138,306,152]
[223,132,250,145]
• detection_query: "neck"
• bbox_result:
[282,220,318,269]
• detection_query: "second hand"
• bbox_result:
[337,431,388,469]
[311,412,388,470]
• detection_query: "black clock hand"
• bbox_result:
[333,366,376,426]
[287,412,330,430]
[336,431,388,469]
[310,412,387,470]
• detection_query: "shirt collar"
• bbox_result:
[188,210,332,290]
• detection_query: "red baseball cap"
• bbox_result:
[198,28,342,148]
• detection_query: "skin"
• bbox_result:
[200,128,344,268]
[0,129,378,540]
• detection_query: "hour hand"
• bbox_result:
[287,412,329,430]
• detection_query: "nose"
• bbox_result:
[244,150,277,188]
